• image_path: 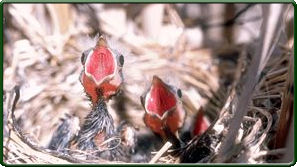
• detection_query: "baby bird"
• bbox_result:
[140,76,185,149]
[49,35,134,162]
[140,76,212,162]
[75,35,133,161]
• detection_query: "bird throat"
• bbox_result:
[76,98,115,151]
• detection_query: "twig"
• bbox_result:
[149,141,172,164]
[165,4,184,28]
[202,4,256,29]
[252,148,286,159]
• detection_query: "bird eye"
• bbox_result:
[81,48,93,65]
[177,89,182,98]
[118,54,124,67]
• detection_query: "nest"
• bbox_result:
[3,4,294,164]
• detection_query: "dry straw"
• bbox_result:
[3,4,293,164]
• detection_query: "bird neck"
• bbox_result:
[92,98,115,136]
[77,98,115,150]
[162,126,182,150]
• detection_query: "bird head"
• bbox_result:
[80,36,124,104]
[140,76,185,139]
[192,108,210,136]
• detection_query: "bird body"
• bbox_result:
[48,115,80,153]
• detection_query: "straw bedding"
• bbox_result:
[3,4,293,164]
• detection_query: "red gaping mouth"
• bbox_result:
[193,110,210,136]
[84,37,116,85]
[145,76,177,118]
[81,36,123,103]
[142,76,186,138]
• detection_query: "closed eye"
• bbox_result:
[177,89,182,98]
[118,54,124,67]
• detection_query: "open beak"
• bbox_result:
[192,108,210,136]
[81,36,123,103]
[84,36,117,86]
[142,76,185,139]
[145,76,177,117]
